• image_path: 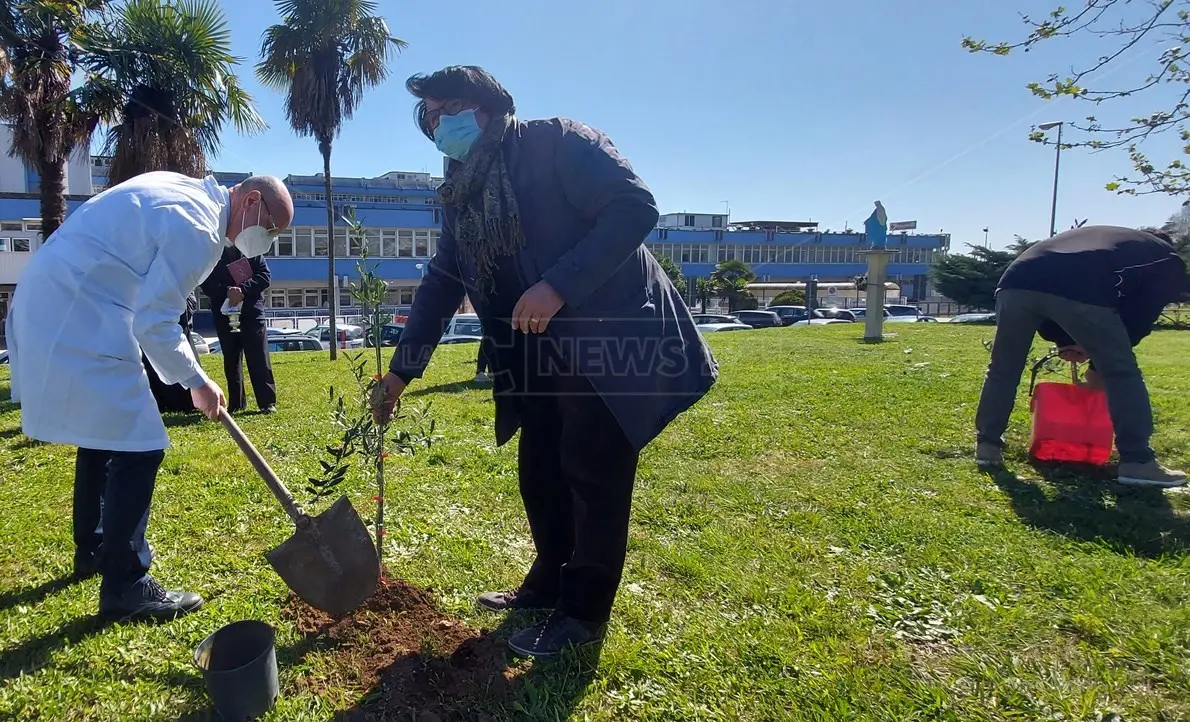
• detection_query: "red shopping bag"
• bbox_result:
[1027,353,1114,465]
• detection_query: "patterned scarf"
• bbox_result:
[436,112,525,296]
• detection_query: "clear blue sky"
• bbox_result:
[200,0,1186,251]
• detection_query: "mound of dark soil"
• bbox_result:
[281,576,523,720]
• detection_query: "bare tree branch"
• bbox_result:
[966,0,1190,195]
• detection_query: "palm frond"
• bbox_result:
[80,0,262,182]
[257,0,403,142]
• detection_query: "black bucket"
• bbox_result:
[193,620,280,721]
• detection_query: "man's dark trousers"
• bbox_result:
[74,448,163,591]
[514,370,640,624]
[214,311,276,411]
[975,288,1157,464]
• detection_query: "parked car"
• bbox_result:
[306,324,366,349]
[850,308,888,320]
[697,321,753,333]
[691,313,739,325]
[440,313,484,344]
[885,304,922,318]
[732,310,783,329]
[813,307,857,322]
[792,309,856,326]
[365,323,405,347]
[950,312,996,324]
[445,314,484,337]
[765,305,808,326]
[189,332,210,355]
[267,335,324,353]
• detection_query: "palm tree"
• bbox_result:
[257,0,405,359]
[0,0,109,239]
[711,259,757,312]
[80,0,265,187]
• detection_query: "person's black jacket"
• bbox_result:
[998,225,1187,347]
[200,246,271,319]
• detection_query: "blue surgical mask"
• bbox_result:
[434,109,483,161]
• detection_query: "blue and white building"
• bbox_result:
[1,125,950,324]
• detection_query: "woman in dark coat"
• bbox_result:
[374,66,718,659]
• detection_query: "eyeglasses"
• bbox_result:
[420,98,474,135]
[258,200,281,237]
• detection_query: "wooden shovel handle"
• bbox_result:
[218,407,305,524]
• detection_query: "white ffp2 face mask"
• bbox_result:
[230,203,273,257]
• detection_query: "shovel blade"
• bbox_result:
[265,495,379,616]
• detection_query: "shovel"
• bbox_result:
[217,408,379,616]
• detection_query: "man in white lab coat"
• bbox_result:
[5,171,293,621]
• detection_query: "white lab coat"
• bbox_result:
[5,172,230,452]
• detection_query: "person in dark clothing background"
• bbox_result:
[373,66,718,659]
[975,225,1188,487]
[200,246,277,414]
[143,293,200,413]
[473,342,490,383]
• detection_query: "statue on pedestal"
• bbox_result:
[864,200,889,248]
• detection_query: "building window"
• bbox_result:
[276,229,294,256]
[384,285,416,305]
[414,230,430,257]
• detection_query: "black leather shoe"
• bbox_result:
[507,612,606,659]
[99,576,203,622]
[476,588,556,612]
[73,550,100,580]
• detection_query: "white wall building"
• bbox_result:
[657,212,729,230]
[0,125,93,196]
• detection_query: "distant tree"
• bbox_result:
[963,1,1190,196]
[1162,206,1190,266]
[82,0,265,187]
[0,0,108,238]
[1008,235,1037,255]
[694,277,714,311]
[654,254,687,297]
[710,259,756,312]
[769,289,806,306]
[257,0,406,360]
[931,245,1021,309]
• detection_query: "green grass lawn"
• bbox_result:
[1,325,1189,721]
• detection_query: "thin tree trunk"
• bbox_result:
[321,139,337,361]
[37,154,67,241]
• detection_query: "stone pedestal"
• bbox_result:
[859,249,896,343]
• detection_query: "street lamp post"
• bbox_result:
[1038,121,1064,237]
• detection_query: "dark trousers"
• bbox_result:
[214,312,276,411]
[476,345,490,375]
[74,448,164,591]
[515,372,640,623]
[975,288,1156,464]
